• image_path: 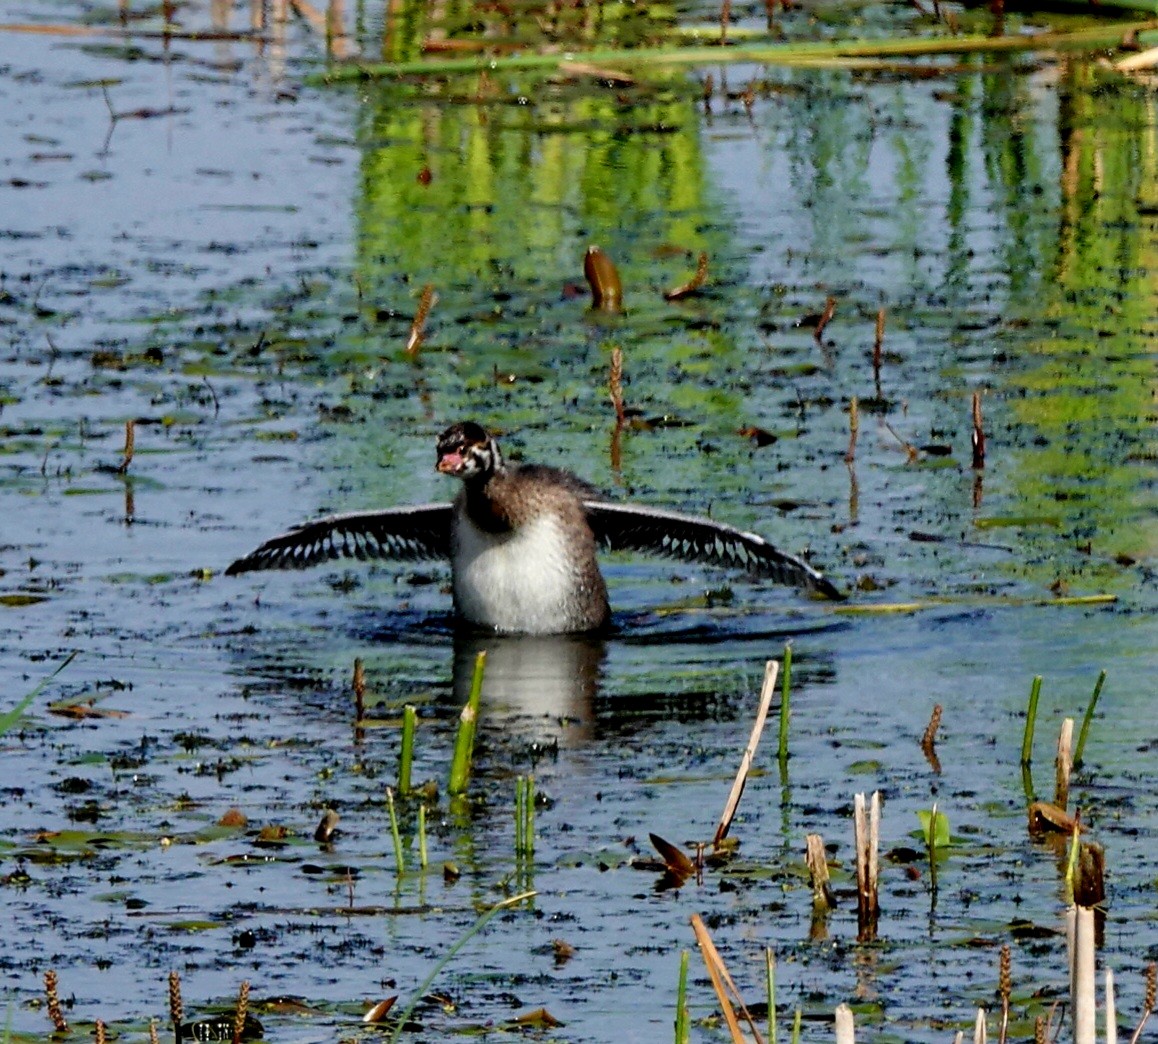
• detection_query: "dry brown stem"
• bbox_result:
[814,295,836,342]
[405,283,436,356]
[714,659,779,846]
[971,390,986,468]
[690,914,765,1044]
[664,251,709,301]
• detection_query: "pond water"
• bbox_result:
[1,1,1156,1041]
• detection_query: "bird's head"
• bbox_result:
[436,421,503,482]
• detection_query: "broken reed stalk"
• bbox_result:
[834,1003,855,1044]
[974,1008,988,1044]
[872,308,885,390]
[417,804,428,868]
[921,703,943,773]
[1021,675,1043,766]
[689,913,765,1044]
[1071,904,1097,1044]
[998,944,1011,1044]
[766,948,776,1044]
[399,704,416,795]
[44,970,68,1033]
[813,295,836,342]
[352,657,366,723]
[1073,669,1106,769]
[714,658,779,846]
[584,245,623,312]
[845,396,859,464]
[404,283,436,356]
[971,390,986,469]
[609,346,626,425]
[232,980,250,1044]
[777,644,791,763]
[926,800,939,895]
[448,650,486,796]
[1129,963,1156,1044]
[675,949,691,1044]
[1055,717,1074,811]
[386,786,405,874]
[117,418,135,474]
[386,891,537,1044]
[805,833,835,911]
[515,775,535,857]
[853,791,880,932]
[664,251,709,300]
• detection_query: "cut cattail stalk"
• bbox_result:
[609,346,626,426]
[1055,717,1074,811]
[971,391,986,469]
[1106,968,1117,1044]
[845,395,859,464]
[998,944,1011,1044]
[664,251,709,301]
[714,659,779,846]
[872,308,885,392]
[1071,905,1096,1044]
[834,1003,855,1044]
[118,418,135,474]
[854,791,880,937]
[814,295,836,342]
[690,914,765,1044]
[352,657,366,722]
[584,245,622,312]
[921,703,942,774]
[805,832,835,911]
[405,283,436,356]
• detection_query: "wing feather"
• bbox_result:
[225,504,454,575]
[584,501,844,600]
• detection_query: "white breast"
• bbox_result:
[451,511,601,634]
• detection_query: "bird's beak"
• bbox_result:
[437,452,463,475]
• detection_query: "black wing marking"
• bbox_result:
[584,501,845,600]
[225,504,454,575]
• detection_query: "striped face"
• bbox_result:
[436,421,502,481]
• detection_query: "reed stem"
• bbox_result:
[417,804,428,869]
[448,651,486,796]
[399,704,416,795]
[386,786,405,875]
[675,949,690,1044]
[1073,670,1106,769]
[777,643,792,763]
[1020,675,1042,766]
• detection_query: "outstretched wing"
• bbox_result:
[583,501,845,600]
[225,504,454,575]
